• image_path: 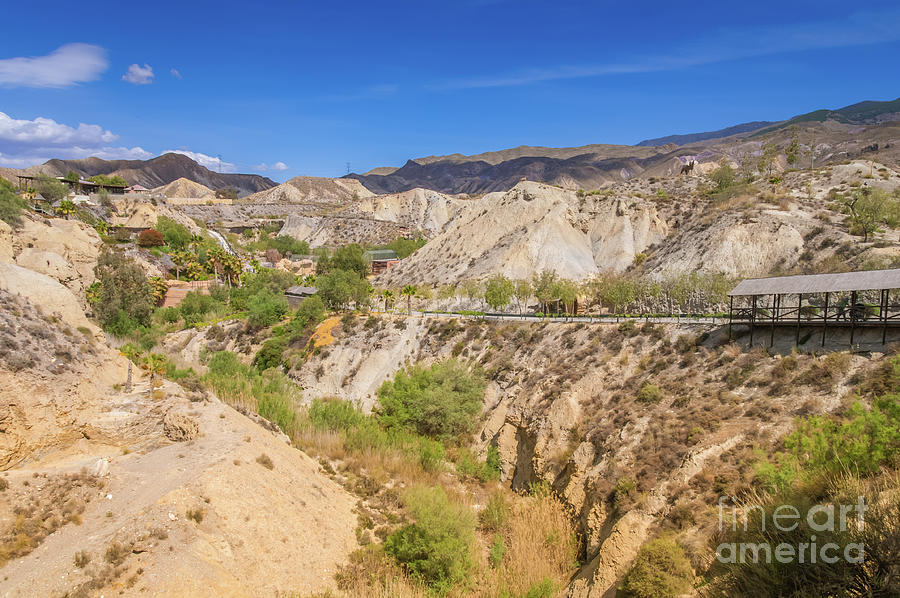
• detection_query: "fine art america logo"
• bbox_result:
[716,496,867,564]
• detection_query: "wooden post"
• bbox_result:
[822,292,829,347]
[883,289,889,345]
[850,290,857,346]
[728,295,734,340]
[796,293,802,346]
[750,295,756,345]
[770,294,777,348]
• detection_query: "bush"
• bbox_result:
[479,491,510,532]
[384,485,474,591]
[756,389,900,492]
[205,351,298,433]
[316,268,370,309]
[179,290,218,324]
[620,537,693,598]
[636,383,664,404]
[0,179,25,227]
[253,336,287,371]
[156,216,192,249]
[376,359,487,441]
[137,229,165,247]
[247,289,289,328]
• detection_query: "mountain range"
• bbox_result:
[10,153,277,197]
[347,97,900,194]
[1,97,898,198]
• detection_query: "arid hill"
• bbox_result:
[348,99,900,194]
[23,153,276,197]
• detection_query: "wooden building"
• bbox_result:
[728,269,900,347]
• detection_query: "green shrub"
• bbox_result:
[756,390,900,492]
[384,485,474,592]
[489,533,505,568]
[205,351,298,433]
[523,579,556,598]
[253,336,288,371]
[620,537,693,598]
[156,216,192,249]
[0,179,25,227]
[479,491,510,532]
[247,289,289,328]
[376,359,486,441]
[636,383,664,404]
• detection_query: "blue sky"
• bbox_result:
[1,0,899,180]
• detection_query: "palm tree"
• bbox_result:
[170,250,188,280]
[382,289,393,312]
[141,353,167,400]
[55,199,76,220]
[208,247,226,284]
[401,285,416,316]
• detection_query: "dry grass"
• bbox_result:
[0,472,101,566]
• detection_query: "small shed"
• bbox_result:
[285,285,318,309]
[727,269,900,346]
[364,249,400,275]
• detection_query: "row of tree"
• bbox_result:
[365,270,734,316]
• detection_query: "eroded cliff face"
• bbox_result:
[376,182,668,285]
[290,314,886,595]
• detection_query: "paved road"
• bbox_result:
[381,310,725,326]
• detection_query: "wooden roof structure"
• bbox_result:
[729,269,900,297]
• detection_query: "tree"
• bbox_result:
[513,279,533,316]
[207,246,227,282]
[90,250,153,335]
[381,289,394,311]
[785,126,800,165]
[484,274,514,312]
[221,253,243,287]
[64,170,80,184]
[34,175,68,202]
[532,269,559,314]
[88,174,127,186]
[401,284,416,315]
[141,353,168,400]
[553,279,579,314]
[316,269,369,309]
[55,199,77,220]
[709,158,735,192]
[170,250,189,280]
[843,187,900,243]
[757,143,779,177]
[247,288,289,328]
[317,244,369,277]
[137,229,165,247]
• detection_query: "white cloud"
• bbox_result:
[0,43,108,88]
[170,68,182,79]
[254,161,289,171]
[0,112,117,149]
[0,112,150,168]
[164,149,236,173]
[122,63,154,85]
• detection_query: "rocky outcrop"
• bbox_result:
[376,181,667,285]
[7,218,102,305]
